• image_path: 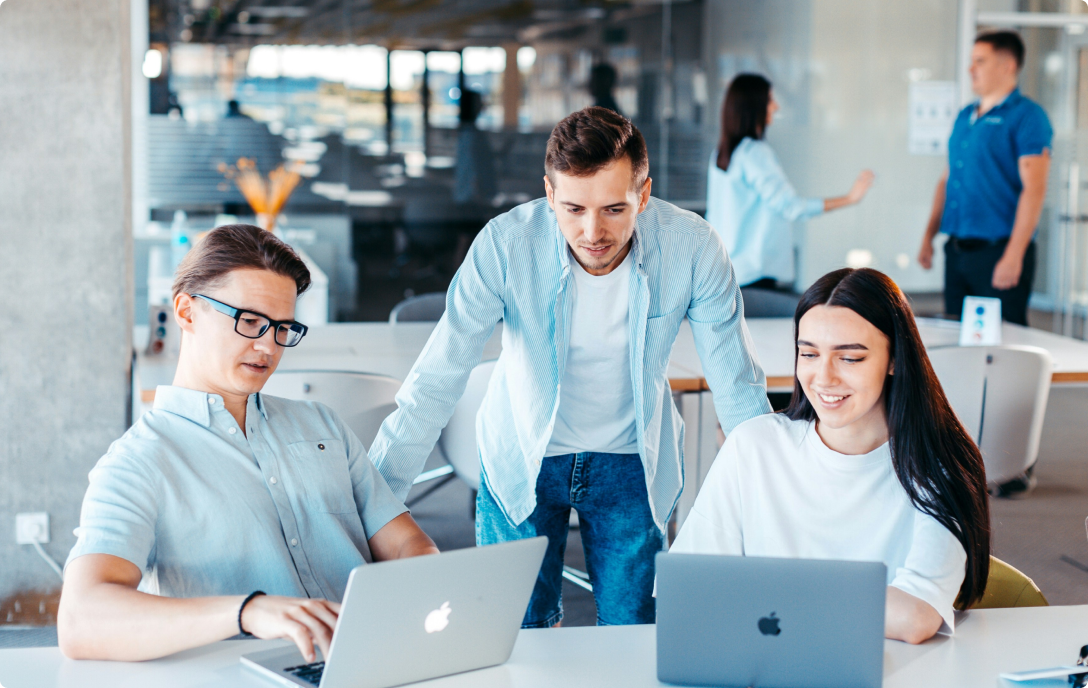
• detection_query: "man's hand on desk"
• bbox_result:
[241,595,341,663]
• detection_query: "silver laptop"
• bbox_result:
[241,537,547,688]
[656,553,887,688]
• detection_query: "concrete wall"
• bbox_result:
[0,0,132,611]
[703,0,958,292]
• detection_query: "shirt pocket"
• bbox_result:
[288,439,357,515]
[645,307,685,374]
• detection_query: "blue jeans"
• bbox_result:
[476,452,664,628]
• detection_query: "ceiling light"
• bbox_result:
[142,49,163,79]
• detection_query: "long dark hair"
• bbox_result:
[784,268,991,608]
[716,73,771,171]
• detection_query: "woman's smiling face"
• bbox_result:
[796,305,893,437]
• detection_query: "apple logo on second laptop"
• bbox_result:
[425,601,452,634]
[757,612,782,636]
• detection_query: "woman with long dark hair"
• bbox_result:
[706,74,875,289]
[671,268,991,644]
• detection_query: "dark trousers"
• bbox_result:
[943,239,1035,326]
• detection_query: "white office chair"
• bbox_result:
[261,370,403,448]
[928,345,1052,489]
[263,369,456,509]
[438,360,496,492]
[389,292,447,323]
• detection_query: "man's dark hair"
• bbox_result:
[545,106,649,189]
[976,30,1025,70]
[171,223,311,299]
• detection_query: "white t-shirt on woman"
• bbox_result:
[670,413,967,633]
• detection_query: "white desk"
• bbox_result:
[135,317,1088,403]
[3,607,1086,688]
[133,317,1088,527]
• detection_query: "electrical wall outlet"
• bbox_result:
[15,512,49,545]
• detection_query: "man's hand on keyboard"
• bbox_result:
[241,595,341,662]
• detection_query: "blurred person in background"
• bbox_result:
[917,30,1051,329]
[589,62,622,117]
[706,73,874,290]
[453,89,498,206]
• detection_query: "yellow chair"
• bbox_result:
[966,556,1048,609]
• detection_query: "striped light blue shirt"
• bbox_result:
[66,386,407,602]
[369,197,772,530]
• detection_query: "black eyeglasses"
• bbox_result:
[190,294,308,347]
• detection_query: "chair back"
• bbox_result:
[967,556,1048,609]
[928,345,1052,486]
[740,287,800,318]
[261,370,401,449]
[437,360,497,491]
[389,292,447,323]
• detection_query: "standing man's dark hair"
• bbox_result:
[545,106,648,189]
[975,30,1025,70]
[716,73,772,171]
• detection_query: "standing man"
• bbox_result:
[370,107,771,627]
[918,30,1052,326]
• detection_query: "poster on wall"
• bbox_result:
[908,81,958,156]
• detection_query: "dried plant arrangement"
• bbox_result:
[218,157,302,231]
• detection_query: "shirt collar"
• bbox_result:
[974,87,1020,116]
[152,385,268,426]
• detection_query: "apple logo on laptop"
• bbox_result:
[425,602,452,634]
[757,612,782,636]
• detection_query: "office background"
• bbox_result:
[3,0,1088,627]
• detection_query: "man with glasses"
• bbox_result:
[59,224,437,662]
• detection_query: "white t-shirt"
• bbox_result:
[670,413,967,633]
[545,251,639,456]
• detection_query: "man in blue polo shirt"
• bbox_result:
[917,30,1052,326]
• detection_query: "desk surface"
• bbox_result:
[136,317,1088,400]
[3,606,1086,688]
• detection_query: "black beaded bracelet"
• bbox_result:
[238,590,266,637]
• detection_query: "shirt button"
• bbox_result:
[956,160,964,168]
[228,427,237,435]
[318,443,325,451]
[270,476,278,485]
[962,142,969,149]
[290,538,298,547]
[207,398,216,405]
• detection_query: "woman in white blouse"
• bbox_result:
[706,74,875,289]
[671,267,991,644]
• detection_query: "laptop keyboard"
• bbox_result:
[284,661,324,686]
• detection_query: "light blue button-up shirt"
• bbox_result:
[66,386,407,602]
[705,138,824,286]
[369,197,771,531]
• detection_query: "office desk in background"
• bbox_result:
[134,317,1088,528]
[3,606,1087,688]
